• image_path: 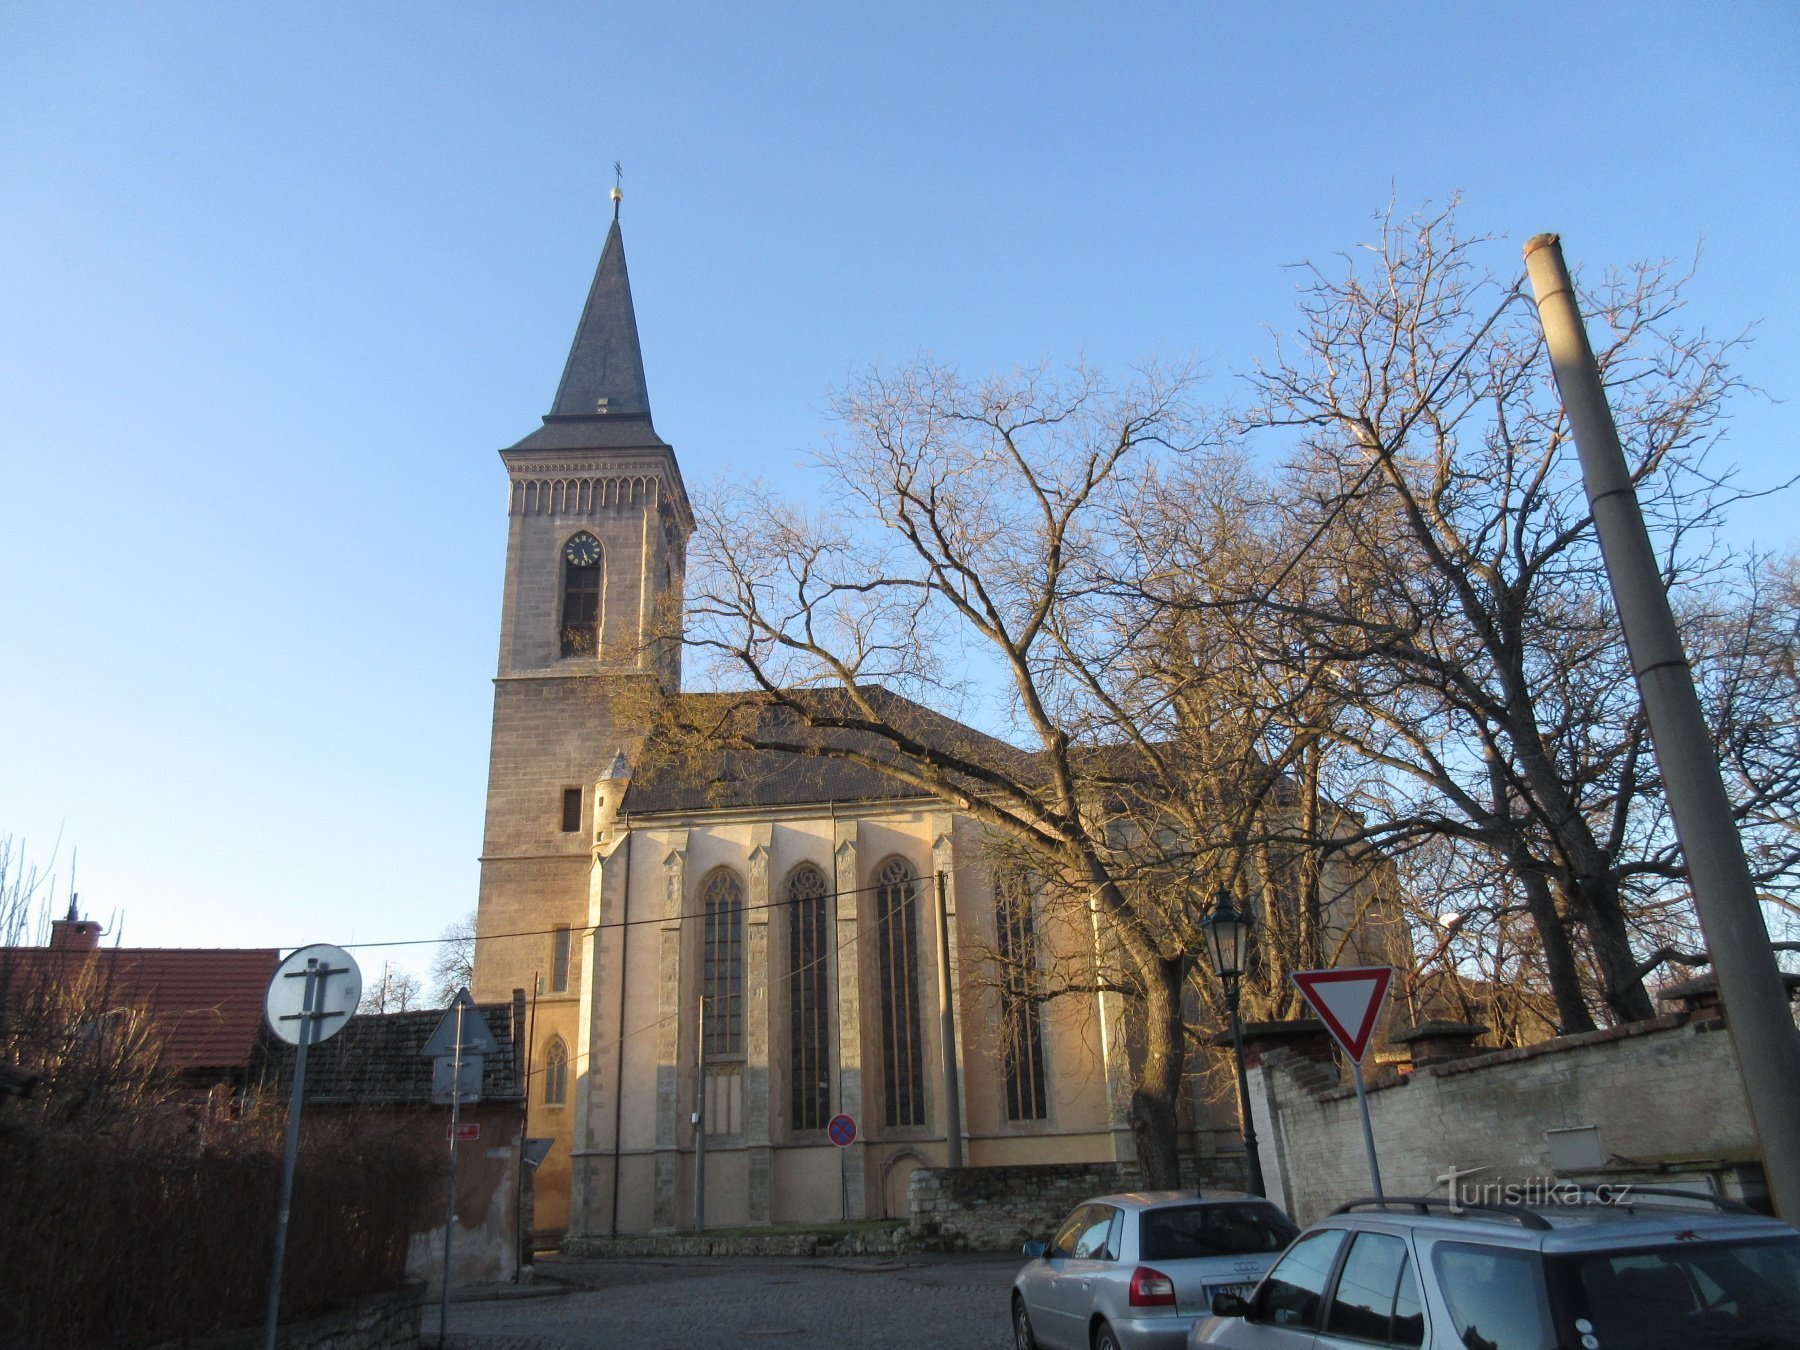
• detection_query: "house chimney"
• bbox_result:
[49,898,102,952]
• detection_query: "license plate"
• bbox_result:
[1208,1282,1255,1302]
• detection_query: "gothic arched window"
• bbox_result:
[542,1036,569,1106]
[702,869,745,1058]
[786,863,831,1131]
[875,856,926,1127]
[559,532,603,657]
[701,868,746,1136]
[995,871,1048,1121]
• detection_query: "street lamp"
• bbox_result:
[1201,889,1266,1198]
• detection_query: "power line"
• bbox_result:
[288,865,969,955]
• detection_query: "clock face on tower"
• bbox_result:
[564,533,601,567]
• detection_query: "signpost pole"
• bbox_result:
[262,959,320,1350]
[440,997,464,1350]
[1291,967,1393,1203]
[828,1113,857,1220]
[1349,1058,1383,1198]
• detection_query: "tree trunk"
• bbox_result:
[1515,864,1596,1034]
[1566,873,1657,1023]
[1127,956,1187,1189]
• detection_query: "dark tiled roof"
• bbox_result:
[507,414,671,453]
[252,999,524,1106]
[624,686,1039,815]
[0,947,281,1074]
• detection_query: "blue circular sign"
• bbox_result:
[828,1113,857,1147]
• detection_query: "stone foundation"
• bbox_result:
[909,1158,1244,1253]
[563,1223,914,1258]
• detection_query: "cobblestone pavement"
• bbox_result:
[427,1253,1020,1350]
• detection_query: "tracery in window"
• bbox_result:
[995,870,1048,1121]
[701,869,745,1057]
[542,1036,569,1106]
[875,857,926,1127]
[701,868,745,1136]
[786,863,831,1131]
[559,532,602,657]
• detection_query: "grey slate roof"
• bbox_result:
[510,213,670,454]
[623,687,1039,815]
[551,216,652,420]
[252,999,525,1107]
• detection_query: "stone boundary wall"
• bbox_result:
[153,1285,423,1350]
[909,1158,1243,1253]
[564,1225,916,1259]
[1253,1013,1761,1225]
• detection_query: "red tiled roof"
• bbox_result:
[0,947,282,1074]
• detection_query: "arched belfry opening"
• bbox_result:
[560,531,603,657]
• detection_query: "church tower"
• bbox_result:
[472,197,691,1234]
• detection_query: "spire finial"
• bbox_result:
[611,160,623,222]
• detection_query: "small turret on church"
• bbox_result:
[474,199,691,1235]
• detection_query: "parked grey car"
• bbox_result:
[1013,1190,1299,1350]
[1188,1189,1800,1349]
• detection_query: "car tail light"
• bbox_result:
[1128,1266,1177,1307]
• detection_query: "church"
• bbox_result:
[467,200,1379,1241]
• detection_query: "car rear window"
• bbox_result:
[1547,1234,1800,1348]
[1432,1242,1555,1350]
[1139,1202,1298,1260]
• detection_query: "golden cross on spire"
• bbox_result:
[611,161,623,220]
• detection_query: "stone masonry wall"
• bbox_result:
[909,1157,1244,1253]
[154,1285,423,1350]
[1254,1014,1760,1224]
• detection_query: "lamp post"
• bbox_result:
[1202,889,1266,1198]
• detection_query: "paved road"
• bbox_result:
[428,1253,1021,1350]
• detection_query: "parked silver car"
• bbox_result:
[1188,1189,1800,1349]
[1013,1190,1300,1350]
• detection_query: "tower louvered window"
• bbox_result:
[996,871,1048,1121]
[787,863,831,1131]
[560,532,602,657]
[875,857,926,1127]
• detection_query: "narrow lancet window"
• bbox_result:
[542,1037,569,1106]
[996,871,1049,1122]
[701,868,746,1136]
[875,857,926,1127]
[787,863,831,1132]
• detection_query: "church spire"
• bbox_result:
[548,198,652,423]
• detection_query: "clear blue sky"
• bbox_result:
[2,3,1795,979]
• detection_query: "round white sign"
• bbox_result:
[264,943,362,1046]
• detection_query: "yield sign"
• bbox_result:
[1292,966,1393,1063]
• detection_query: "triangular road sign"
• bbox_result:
[1292,966,1393,1063]
[419,988,501,1059]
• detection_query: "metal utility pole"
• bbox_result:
[934,871,964,1169]
[693,991,706,1233]
[440,996,464,1350]
[1524,233,1800,1221]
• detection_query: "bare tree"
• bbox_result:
[623,360,1380,1185]
[1232,202,1792,1030]
[430,911,477,1006]
[358,961,423,1014]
